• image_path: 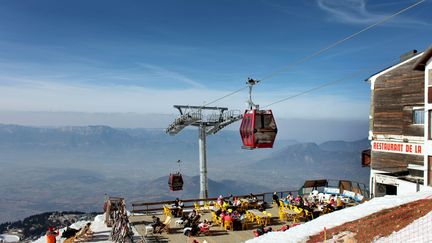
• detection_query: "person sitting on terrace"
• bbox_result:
[220,210,227,220]
[184,211,200,228]
[217,195,224,206]
[329,195,336,207]
[287,192,293,203]
[303,197,310,207]
[188,209,197,219]
[272,192,280,207]
[294,195,304,207]
[248,193,258,203]
[171,198,184,216]
[336,196,345,210]
[233,197,241,206]
[183,209,197,227]
[294,195,301,204]
[228,194,234,205]
[222,200,230,209]
[283,196,290,205]
[151,216,163,231]
[254,225,272,237]
[215,208,222,217]
[198,219,211,230]
[223,211,233,224]
[231,210,240,220]
[318,193,325,203]
[192,214,201,225]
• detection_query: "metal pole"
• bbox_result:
[199,124,208,199]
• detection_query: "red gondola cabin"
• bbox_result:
[240,109,277,149]
[169,172,184,191]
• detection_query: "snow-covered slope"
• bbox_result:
[32,213,140,243]
[248,189,432,243]
[0,234,20,243]
[32,215,111,243]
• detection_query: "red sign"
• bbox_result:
[372,141,423,155]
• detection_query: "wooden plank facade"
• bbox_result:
[366,48,432,197]
[371,152,423,172]
[372,58,424,136]
[370,57,425,174]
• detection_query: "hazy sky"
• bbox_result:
[0,0,431,124]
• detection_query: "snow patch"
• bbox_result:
[248,189,432,243]
[0,234,20,243]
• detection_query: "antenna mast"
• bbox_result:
[247,78,260,110]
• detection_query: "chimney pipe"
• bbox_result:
[400,50,418,62]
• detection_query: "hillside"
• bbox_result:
[0,211,97,241]
[0,124,369,223]
[244,141,370,190]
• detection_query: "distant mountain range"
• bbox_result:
[243,139,370,190]
[0,124,370,223]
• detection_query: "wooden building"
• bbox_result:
[368,46,432,197]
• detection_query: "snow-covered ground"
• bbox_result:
[32,214,140,243]
[248,189,432,243]
[0,234,20,243]
[32,215,108,243]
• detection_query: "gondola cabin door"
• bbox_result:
[240,109,277,149]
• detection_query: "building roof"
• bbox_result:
[414,45,432,71]
[365,52,422,82]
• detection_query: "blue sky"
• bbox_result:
[0,0,431,125]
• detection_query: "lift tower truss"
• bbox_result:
[166,105,243,199]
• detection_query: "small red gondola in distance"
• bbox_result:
[168,172,183,191]
[168,160,184,191]
[240,78,278,149]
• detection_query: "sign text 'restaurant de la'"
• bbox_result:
[372,141,423,155]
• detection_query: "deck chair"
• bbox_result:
[279,200,286,209]
[157,216,172,234]
[266,213,272,225]
[211,211,221,226]
[203,201,211,211]
[224,220,233,231]
[73,226,92,242]
[193,202,202,213]
[64,237,75,243]
[163,205,173,217]
[241,219,249,230]
[279,209,287,221]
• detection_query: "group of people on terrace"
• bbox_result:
[148,191,358,239]
[273,191,350,219]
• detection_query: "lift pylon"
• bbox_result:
[166,105,242,199]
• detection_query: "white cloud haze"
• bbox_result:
[0,78,369,120]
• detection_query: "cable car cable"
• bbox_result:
[259,0,426,81]
[200,0,425,108]
[261,57,401,108]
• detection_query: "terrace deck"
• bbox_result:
[130,205,291,243]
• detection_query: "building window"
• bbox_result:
[429,111,432,139]
[413,108,424,125]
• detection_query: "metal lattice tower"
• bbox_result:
[166,105,243,199]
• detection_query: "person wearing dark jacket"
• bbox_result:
[61,226,79,239]
[151,216,162,231]
[272,192,280,207]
